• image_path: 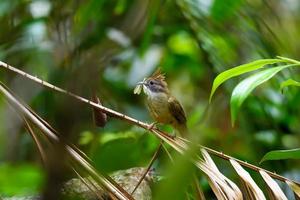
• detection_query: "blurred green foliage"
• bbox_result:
[0,164,44,196]
[0,0,299,198]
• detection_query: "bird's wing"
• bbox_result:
[168,96,187,124]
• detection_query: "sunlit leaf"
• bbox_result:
[99,131,141,145]
[79,131,94,145]
[260,148,300,163]
[167,31,199,57]
[209,59,284,102]
[114,0,127,15]
[230,64,296,126]
[277,56,300,65]
[280,79,300,92]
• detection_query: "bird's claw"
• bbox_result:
[148,122,158,130]
[167,134,176,139]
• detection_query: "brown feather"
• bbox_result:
[168,96,188,136]
[168,96,187,125]
[146,68,168,91]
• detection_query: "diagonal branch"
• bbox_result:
[0,60,299,186]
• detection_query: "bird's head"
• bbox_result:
[138,69,169,96]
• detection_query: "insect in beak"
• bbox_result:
[137,81,145,85]
[134,78,147,95]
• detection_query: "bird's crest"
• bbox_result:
[147,68,166,84]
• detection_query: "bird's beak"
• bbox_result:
[137,81,145,85]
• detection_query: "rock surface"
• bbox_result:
[2,167,153,200]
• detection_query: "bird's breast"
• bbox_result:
[147,93,173,124]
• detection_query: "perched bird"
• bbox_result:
[135,69,188,137]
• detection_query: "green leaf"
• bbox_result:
[209,59,284,102]
[230,64,297,126]
[277,56,300,65]
[260,148,300,163]
[280,79,300,92]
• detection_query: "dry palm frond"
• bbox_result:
[286,180,300,199]
[0,83,133,200]
[1,60,300,199]
[259,170,287,200]
[200,149,242,200]
[152,133,241,200]
[230,159,265,200]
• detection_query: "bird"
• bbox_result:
[135,69,188,137]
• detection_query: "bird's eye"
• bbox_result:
[149,81,154,85]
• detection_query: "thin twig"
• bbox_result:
[162,143,174,163]
[0,61,151,129]
[73,168,105,200]
[5,99,48,165]
[193,175,205,200]
[131,142,163,195]
[23,118,47,165]
[0,60,299,185]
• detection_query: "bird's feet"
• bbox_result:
[168,130,177,139]
[166,134,176,139]
[148,122,158,130]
